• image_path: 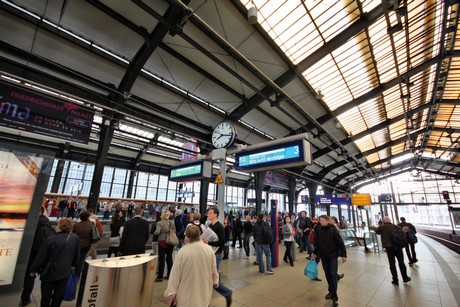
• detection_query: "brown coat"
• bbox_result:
[73,220,92,249]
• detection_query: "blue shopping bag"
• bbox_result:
[304,259,318,280]
[63,270,79,301]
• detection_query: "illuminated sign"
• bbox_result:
[351,193,372,206]
[169,161,211,182]
[235,139,311,172]
[315,194,351,206]
[0,82,94,144]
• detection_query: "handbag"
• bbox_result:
[63,270,79,301]
[91,222,101,243]
[108,236,121,247]
[305,259,318,280]
[166,221,179,246]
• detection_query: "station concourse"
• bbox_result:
[22,234,460,307]
[0,1,460,307]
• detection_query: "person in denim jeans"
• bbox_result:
[202,208,233,306]
[252,213,274,274]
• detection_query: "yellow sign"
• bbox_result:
[351,193,372,206]
[214,172,224,184]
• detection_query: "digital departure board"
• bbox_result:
[235,139,311,172]
[169,160,212,181]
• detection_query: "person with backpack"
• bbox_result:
[398,217,418,266]
[374,216,411,285]
[185,212,206,234]
[252,213,274,275]
[21,206,55,306]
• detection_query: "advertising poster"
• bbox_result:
[0,82,94,144]
[0,149,43,285]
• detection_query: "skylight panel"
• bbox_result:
[391,153,412,165]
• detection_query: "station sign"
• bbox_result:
[315,194,351,206]
[351,193,372,206]
[169,160,211,182]
[235,138,311,172]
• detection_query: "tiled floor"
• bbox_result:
[25,234,459,307]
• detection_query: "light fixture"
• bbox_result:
[248,3,258,25]
[315,90,324,99]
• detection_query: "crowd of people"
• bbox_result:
[24,202,418,307]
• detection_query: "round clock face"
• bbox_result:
[212,122,236,149]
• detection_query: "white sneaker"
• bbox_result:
[266,271,274,275]
[243,256,249,259]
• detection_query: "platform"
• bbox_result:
[24,234,459,307]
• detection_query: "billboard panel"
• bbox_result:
[0,82,94,144]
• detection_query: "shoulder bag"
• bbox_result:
[166,221,179,246]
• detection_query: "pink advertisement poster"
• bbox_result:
[0,150,43,285]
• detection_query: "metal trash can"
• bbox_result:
[82,254,158,307]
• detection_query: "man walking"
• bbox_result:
[398,217,418,266]
[232,214,243,248]
[252,213,274,275]
[298,211,314,257]
[120,206,150,255]
[375,216,411,285]
[312,215,347,307]
[202,207,233,306]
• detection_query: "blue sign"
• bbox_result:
[316,194,351,206]
[379,194,391,202]
[235,139,311,172]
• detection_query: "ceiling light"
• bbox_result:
[316,90,324,99]
[248,6,258,25]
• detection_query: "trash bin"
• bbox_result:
[81,254,158,307]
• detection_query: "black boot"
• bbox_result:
[223,246,229,259]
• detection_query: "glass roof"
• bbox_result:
[242,0,458,173]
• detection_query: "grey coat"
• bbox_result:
[155,219,175,241]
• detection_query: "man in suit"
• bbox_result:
[120,206,150,255]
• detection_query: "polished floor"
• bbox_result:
[26,234,460,307]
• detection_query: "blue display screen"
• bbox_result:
[235,140,307,172]
[238,145,300,166]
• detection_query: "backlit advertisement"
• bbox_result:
[0,150,43,285]
[0,82,94,144]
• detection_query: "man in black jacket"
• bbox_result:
[232,215,243,248]
[398,217,418,265]
[119,206,150,255]
[312,215,347,307]
[31,218,80,307]
[203,207,233,306]
[375,216,411,285]
[21,206,55,306]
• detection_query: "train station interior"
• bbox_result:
[0,0,459,306]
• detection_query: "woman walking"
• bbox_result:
[154,210,175,282]
[282,216,295,267]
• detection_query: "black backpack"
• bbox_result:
[262,222,274,244]
[391,228,407,249]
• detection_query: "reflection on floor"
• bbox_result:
[25,234,459,307]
